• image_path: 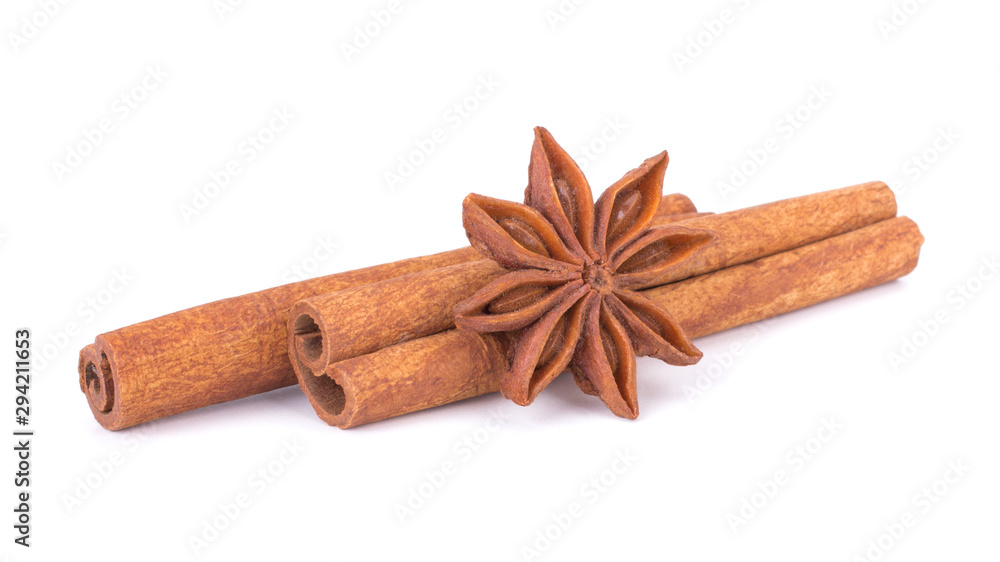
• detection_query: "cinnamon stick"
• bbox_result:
[289,216,717,370]
[289,181,897,382]
[650,181,898,285]
[298,217,923,428]
[646,217,924,338]
[81,194,697,430]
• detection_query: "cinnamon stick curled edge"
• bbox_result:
[79,194,698,430]
[297,216,923,428]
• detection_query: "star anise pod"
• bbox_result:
[455,127,717,419]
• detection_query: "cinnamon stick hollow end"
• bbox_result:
[294,330,504,428]
[288,301,331,375]
[288,260,507,372]
[78,344,107,408]
[291,358,348,426]
[77,344,92,392]
[286,303,357,426]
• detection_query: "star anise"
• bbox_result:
[455,127,717,419]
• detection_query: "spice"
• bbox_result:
[289,181,896,392]
[288,129,899,423]
[78,125,923,432]
[288,212,703,373]
[80,193,697,430]
[455,128,716,418]
[298,217,923,428]
[82,250,477,430]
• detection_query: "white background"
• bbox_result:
[1,1,998,560]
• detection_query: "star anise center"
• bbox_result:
[582,261,614,293]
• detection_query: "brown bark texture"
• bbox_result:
[301,216,922,428]
[290,182,895,383]
[290,184,917,427]
[79,194,696,430]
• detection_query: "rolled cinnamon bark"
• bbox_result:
[299,216,923,428]
[288,215,717,370]
[653,181,898,285]
[289,181,897,377]
[77,344,101,396]
[646,217,924,338]
[291,260,507,373]
[81,194,696,430]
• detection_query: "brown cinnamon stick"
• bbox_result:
[288,215,718,371]
[291,260,506,373]
[81,194,697,430]
[650,181,898,285]
[299,216,922,428]
[646,217,924,338]
[289,181,896,383]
